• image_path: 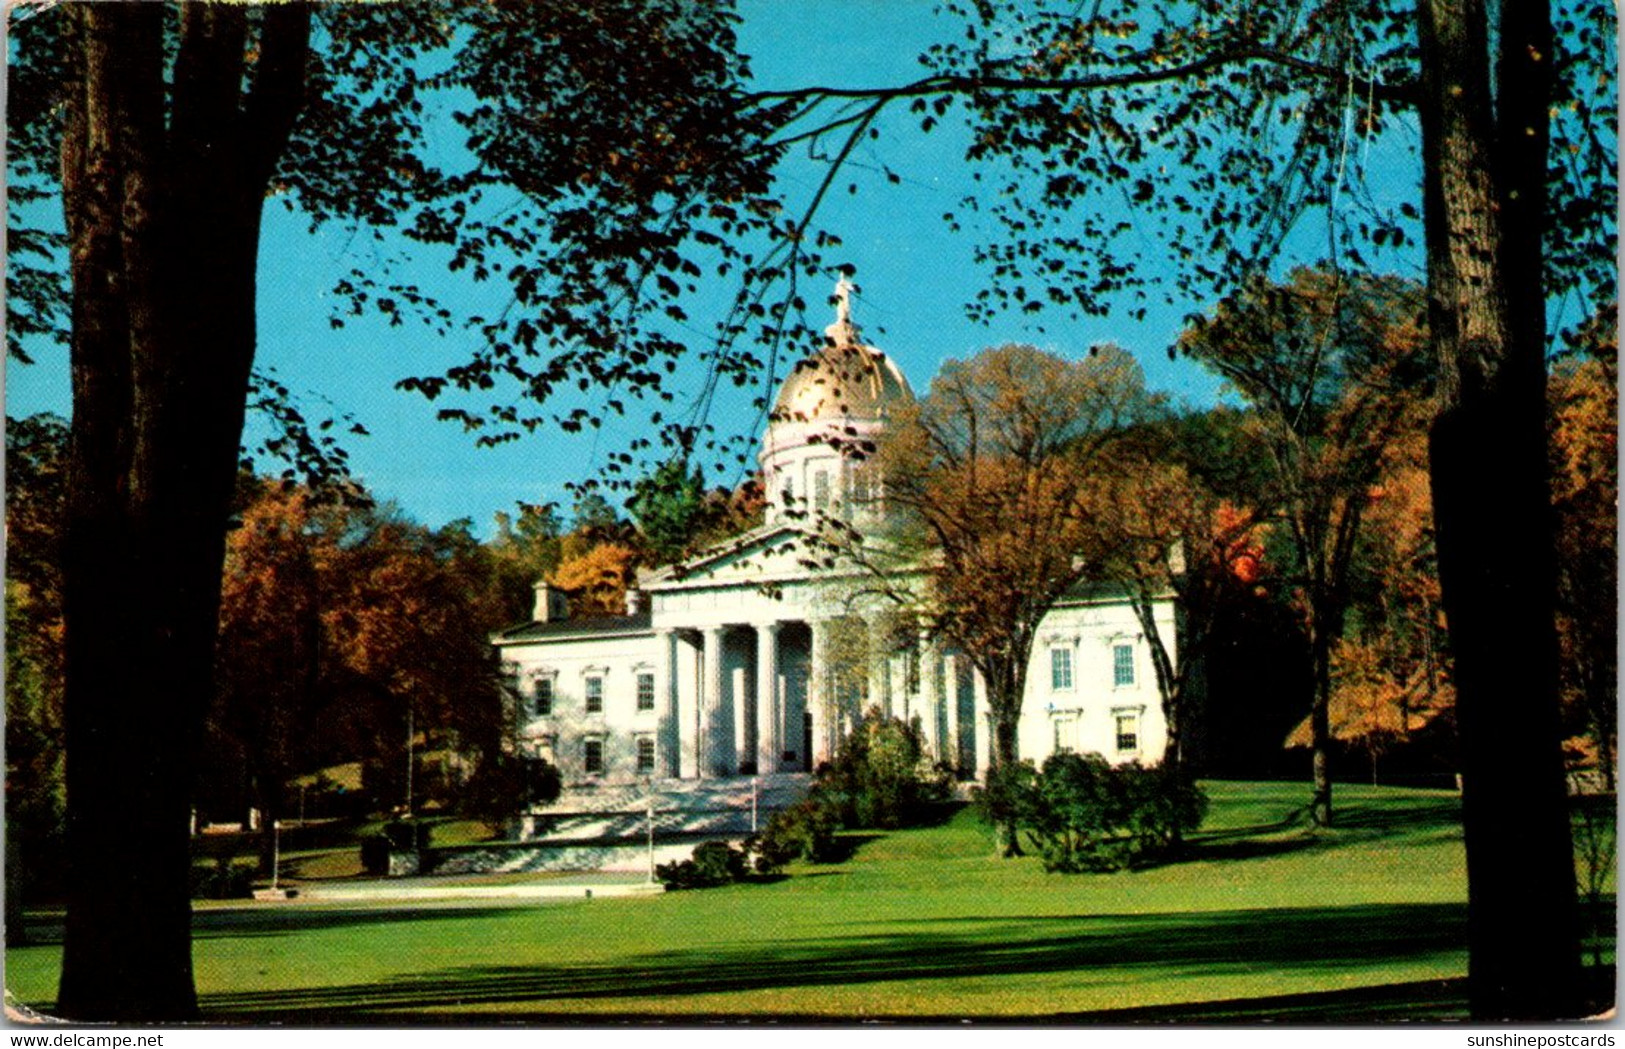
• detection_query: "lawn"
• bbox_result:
[5,782,1610,1022]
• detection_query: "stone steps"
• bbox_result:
[522,774,812,843]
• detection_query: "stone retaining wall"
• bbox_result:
[386,834,732,877]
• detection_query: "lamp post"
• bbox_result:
[645,790,656,884]
[405,706,415,816]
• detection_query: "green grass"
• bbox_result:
[5,782,1608,1022]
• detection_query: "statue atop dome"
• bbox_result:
[824,275,859,347]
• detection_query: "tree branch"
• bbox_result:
[747,46,1417,111]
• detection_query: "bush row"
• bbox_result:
[975,752,1206,872]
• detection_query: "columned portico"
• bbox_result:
[755,622,782,773]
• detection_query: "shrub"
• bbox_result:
[971,760,1039,836]
[359,834,391,875]
[189,855,252,900]
[461,753,562,822]
[976,753,1206,872]
[656,840,748,890]
[754,797,842,869]
[383,819,432,852]
[360,819,432,874]
[815,706,953,830]
[1120,763,1207,856]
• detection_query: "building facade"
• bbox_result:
[492,287,1174,785]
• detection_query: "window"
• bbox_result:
[1115,712,1140,753]
[813,468,830,510]
[905,650,921,695]
[1113,644,1135,687]
[1050,647,1074,690]
[849,464,870,505]
[585,676,604,713]
[533,677,554,716]
[636,736,656,774]
[1052,713,1080,754]
[583,738,604,775]
[636,672,655,712]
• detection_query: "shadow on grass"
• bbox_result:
[1052,976,1471,1023]
[823,833,884,863]
[14,905,542,948]
[201,900,1470,1022]
[1182,797,1462,866]
[906,803,963,829]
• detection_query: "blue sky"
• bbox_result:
[7,1,1416,535]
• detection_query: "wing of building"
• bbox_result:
[491,285,1174,787]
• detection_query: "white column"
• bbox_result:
[943,652,962,775]
[755,622,781,774]
[733,660,751,775]
[808,618,831,768]
[867,618,890,718]
[660,629,681,778]
[972,665,993,778]
[676,632,699,779]
[701,626,725,778]
[918,631,941,759]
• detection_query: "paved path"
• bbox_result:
[201,870,665,907]
[302,879,664,902]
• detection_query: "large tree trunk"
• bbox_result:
[55,5,310,1021]
[1416,0,1581,1020]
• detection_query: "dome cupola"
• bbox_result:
[759,279,913,528]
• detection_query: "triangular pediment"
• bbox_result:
[641,524,822,589]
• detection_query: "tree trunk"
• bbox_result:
[981,656,1027,857]
[54,5,310,1021]
[1307,623,1334,827]
[1131,591,1184,778]
[1416,0,1582,1020]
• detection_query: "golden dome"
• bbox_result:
[771,278,914,424]
[772,343,914,424]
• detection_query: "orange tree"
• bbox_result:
[1547,319,1617,788]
